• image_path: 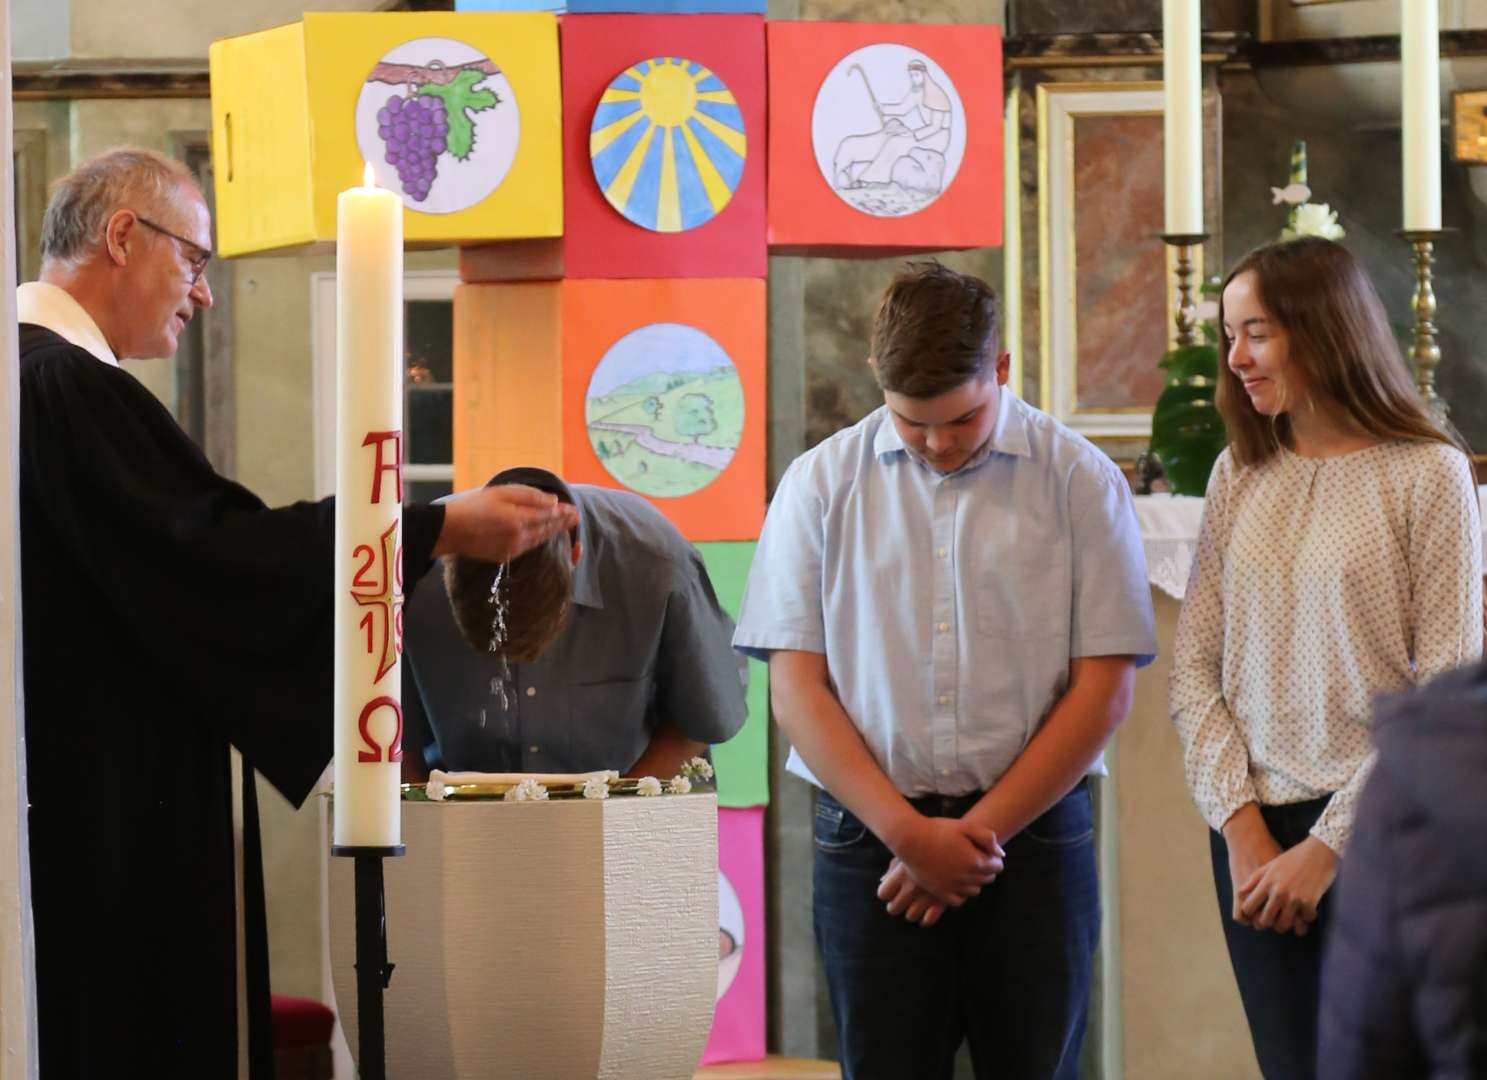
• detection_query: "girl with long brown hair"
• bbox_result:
[1169,236,1481,1078]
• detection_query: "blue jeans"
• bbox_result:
[812,783,1100,1080]
[1209,796,1333,1080]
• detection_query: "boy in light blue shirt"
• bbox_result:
[734,262,1156,1079]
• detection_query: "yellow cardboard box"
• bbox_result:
[209,13,562,256]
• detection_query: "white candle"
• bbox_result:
[333,163,405,850]
[1163,0,1203,234]
[1402,0,1442,230]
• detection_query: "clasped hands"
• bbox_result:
[876,815,1005,929]
[1223,807,1338,937]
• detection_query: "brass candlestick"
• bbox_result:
[1399,229,1450,417]
[1160,232,1210,346]
[1135,232,1211,495]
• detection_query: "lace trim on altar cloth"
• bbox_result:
[1143,539,1198,601]
[1132,494,1207,601]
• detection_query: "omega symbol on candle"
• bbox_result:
[356,695,405,764]
[350,520,405,685]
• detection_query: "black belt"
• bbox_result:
[907,777,1088,819]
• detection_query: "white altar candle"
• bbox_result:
[333,163,405,850]
[1163,0,1203,234]
[1401,0,1442,230]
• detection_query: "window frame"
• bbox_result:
[310,269,460,500]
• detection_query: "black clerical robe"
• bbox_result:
[17,325,442,1079]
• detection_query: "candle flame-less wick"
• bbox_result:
[363,161,376,189]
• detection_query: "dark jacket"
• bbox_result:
[1319,661,1487,1080]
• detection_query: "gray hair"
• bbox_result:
[40,147,200,265]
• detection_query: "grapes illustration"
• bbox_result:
[356,38,520,215]
[378,93,449,202]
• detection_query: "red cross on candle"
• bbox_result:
[350,519,404,685]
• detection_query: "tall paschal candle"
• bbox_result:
[333,162,406,851]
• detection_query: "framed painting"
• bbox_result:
[1036,82,1192,442]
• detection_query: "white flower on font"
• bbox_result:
[504,778,550,802]
[680,756,714,782]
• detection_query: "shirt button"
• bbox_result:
[938,695,950,706]
[528,745,541,754]
[937,622,950,633]
[941,768,951,777]
[936,547,947,559]
[525,687,537,697]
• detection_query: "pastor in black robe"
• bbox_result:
[17,324,443,1078]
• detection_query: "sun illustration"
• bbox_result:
[589,57,746,233]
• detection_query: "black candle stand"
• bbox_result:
[331,844,405,1080]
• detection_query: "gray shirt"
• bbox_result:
[404,483,746,773]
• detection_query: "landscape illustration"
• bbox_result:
[585,322,744,499]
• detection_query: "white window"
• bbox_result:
[311,271,459,502]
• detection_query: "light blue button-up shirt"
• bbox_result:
[734,390,1157,797]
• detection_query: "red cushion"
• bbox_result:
[270,994,335,1050]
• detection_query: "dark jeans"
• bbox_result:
[812,783,1100,1080]
[1209,796,1333,1080]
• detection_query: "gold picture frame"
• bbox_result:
[1451,89,1487,164]
[1037,81,1191,441]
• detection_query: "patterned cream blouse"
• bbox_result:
[1170,440,1482,853]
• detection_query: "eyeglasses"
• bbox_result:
[135,216,212,285]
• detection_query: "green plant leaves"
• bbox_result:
[1151,342,1226,496]
[1159,343,1219,386]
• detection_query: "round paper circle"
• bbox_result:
[355,37,520,214]
[584,322,743,499]
[717,869,745,1000]
[810,42,966,218]
[589,57,747,233]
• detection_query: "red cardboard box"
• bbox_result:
[767,21,1003,255]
